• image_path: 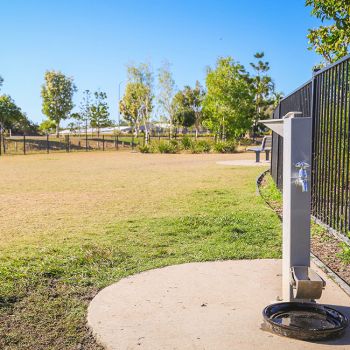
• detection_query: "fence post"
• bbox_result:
[66,135,70,152]
[47,134,49,153]
[116,135,119,150]
[85,132,88,152]
[132,135,135,150]
[3,134,5,154]
[102,135,105,151]
[23,135,26,155]
[310,70,319,215]
[0,132,2,156]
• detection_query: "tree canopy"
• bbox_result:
[0,95,36,134]
[90,91,112,135]
[158,61,176,131]
[250,52,275,136]
[41,71,76,136]
[306,0,350,64]
[203,57,254,139]
[172,82,205,137]
[120,63,153,136]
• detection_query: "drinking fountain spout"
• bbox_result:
[295,162,310,193]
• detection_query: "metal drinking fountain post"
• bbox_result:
[260,112,325,302]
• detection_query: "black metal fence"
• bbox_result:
[0,133,215,156]
[271,55,350,236]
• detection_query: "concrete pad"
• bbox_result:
[88,260,350,350]
[216,159,270,166]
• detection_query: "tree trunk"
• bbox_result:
[56,122,60,138]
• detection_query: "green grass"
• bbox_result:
[0,153,281,349]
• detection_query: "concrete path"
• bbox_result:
[216,159,270,166]
[88,260,350,350]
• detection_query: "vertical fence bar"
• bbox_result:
[344,61,350,233]
[102,135,105,151]
[340,61,349,233]
[47,134,49,153]
[23,135,26,155]
[273,56,350,235]
[310,71,318,214]
[0,132,2,156]
[314,73,323,220]
[132,135,134,150]
[333,62,343,230]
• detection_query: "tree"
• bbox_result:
[171,82,205,137]
[158,61,176,135]
[127,62,153,88]
[250,52,275,138]
[41,71,76,137]
[120,62,153,138]
[39,119,57,134]
[172,90,196,128]
[183,82,205,139]
[78,89,92,135]
[0,95,25,132]
[0,95,36,135]
[202,57,254,140]
[90,91,112,136]
[306,0,350,64]
[119,82,152,138]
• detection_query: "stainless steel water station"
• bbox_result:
[261,112,325,302]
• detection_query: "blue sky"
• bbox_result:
[0,0,322,125]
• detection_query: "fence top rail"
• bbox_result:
[279,79,312,105]
[278,54,350,107]
[313,53,350,77]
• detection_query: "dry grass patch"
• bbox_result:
[0,152,280,349]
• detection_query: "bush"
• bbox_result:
[214,141,237,153]
[189,140,212,154]
[197,140,212,153]
[139,144,152,153]
[156,141,178,154]
[181,136,193,150]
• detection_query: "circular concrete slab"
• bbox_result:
[216,159,270,166]
[88,260,350,350]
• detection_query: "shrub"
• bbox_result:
[139,144,152,153]
[169,139,180,150]
[181,136,193,150]
[157,141,178,154]
[214,141,237,153]
[197,140,212,153]
[190,142,202,154]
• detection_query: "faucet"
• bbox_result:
[295,162,310,192]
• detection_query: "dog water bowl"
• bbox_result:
[262,302,348,340]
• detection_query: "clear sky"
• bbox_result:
[0,0,322,125]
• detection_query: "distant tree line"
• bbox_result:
[0,1,347,139]
[119,53,280,142]
[0,76,37,135]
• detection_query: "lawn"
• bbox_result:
[0,152,281,349]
